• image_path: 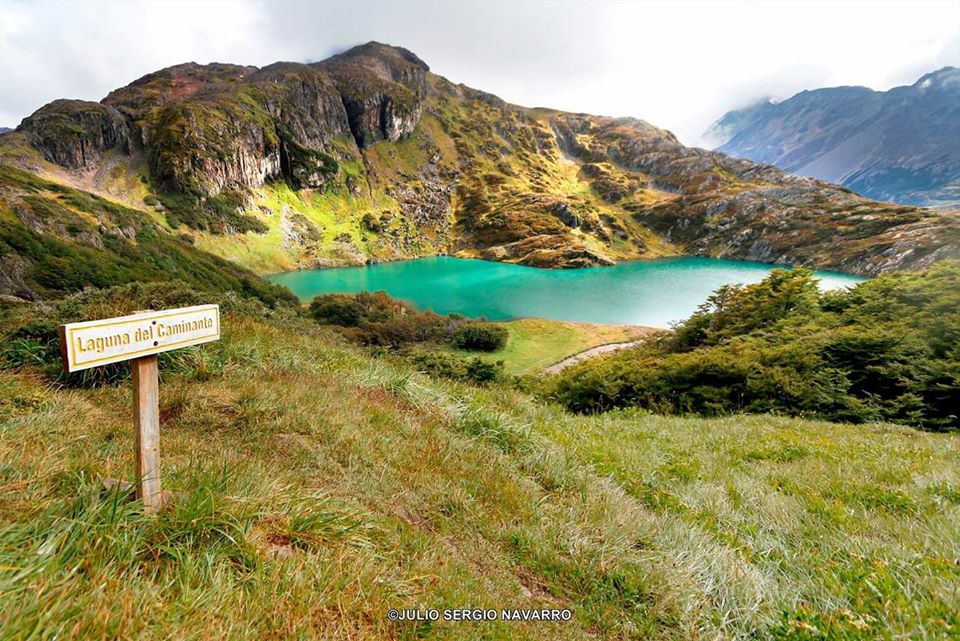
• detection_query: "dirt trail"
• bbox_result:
[544,339,645,375]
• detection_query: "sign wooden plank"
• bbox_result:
[59,304,220,372]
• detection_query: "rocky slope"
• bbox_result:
[706,67,960,208]
[1,42,958,294]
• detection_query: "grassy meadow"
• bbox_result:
[1,286,957,640]
[442,318,649,375]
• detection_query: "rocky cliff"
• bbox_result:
[19,99,130,170]
[1,42,957,283]
[706,68,960,209]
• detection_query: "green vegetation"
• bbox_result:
[1,283,957,639]
[305,292,513,394]
[157,189,268,235]
[410,351,506,384]
[549,263,960,430]
[309,290,457,347]
[446,318,648,375]
[452,323,508,351]
[0,165,294,306]
[277,126,339,189]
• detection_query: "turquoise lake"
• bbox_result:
[268,257,865,328]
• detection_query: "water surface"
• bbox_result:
[268,257,864,328]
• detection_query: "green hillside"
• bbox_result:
[0,165,294,305]
[549,263,960,430]
[1,284,957,640]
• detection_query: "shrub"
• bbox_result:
[309,291,412,327]
[453,323,508,352]
[361,213,383,233]
[310,295,365,327]
[549,263,960,431]
[309,292,476,348]
[410,353,504,385]
[309,293,510,353]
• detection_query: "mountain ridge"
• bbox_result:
[0,42,958,302]
[706,67,960,208]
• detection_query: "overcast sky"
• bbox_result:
[1,0,958,145]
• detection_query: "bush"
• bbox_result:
[308,292,510,353]
[410,353,504,385]
[309,291,412,327]
[453,323,508,352]
[549,263,960,431]
[308,292,496,349]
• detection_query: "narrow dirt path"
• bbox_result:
[544,339,645,375]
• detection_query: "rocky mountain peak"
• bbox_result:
[17,99,129,169]
[321,41,430,78]
[315,41,427,148]
[707,67,960,207]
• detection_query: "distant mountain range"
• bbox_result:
[705,68,960,208]
[0,127,11,134]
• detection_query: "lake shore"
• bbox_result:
[268,256,865,328]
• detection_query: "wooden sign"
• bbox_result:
[59,304,220,372]
[59,305,220,512]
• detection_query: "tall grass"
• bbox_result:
[0,305,957,639]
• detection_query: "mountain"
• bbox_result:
[0,43,958,302]
[706,68,960,208]
[0,127,11,134]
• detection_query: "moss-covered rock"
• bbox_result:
[18,99,129,169]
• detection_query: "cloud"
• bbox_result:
[0,0,957,144]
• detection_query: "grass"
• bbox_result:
[1,296,957,639]
[524,408,960,638]
[441,318,649,375]
[193,182,382,273]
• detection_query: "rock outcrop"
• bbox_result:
[18,99,129,169]
[318,42,428,147]
[0,254,39,301]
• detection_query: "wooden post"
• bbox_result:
[132,355,161,512]
[60,304,219,513]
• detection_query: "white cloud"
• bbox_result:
[1,0,957,144]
